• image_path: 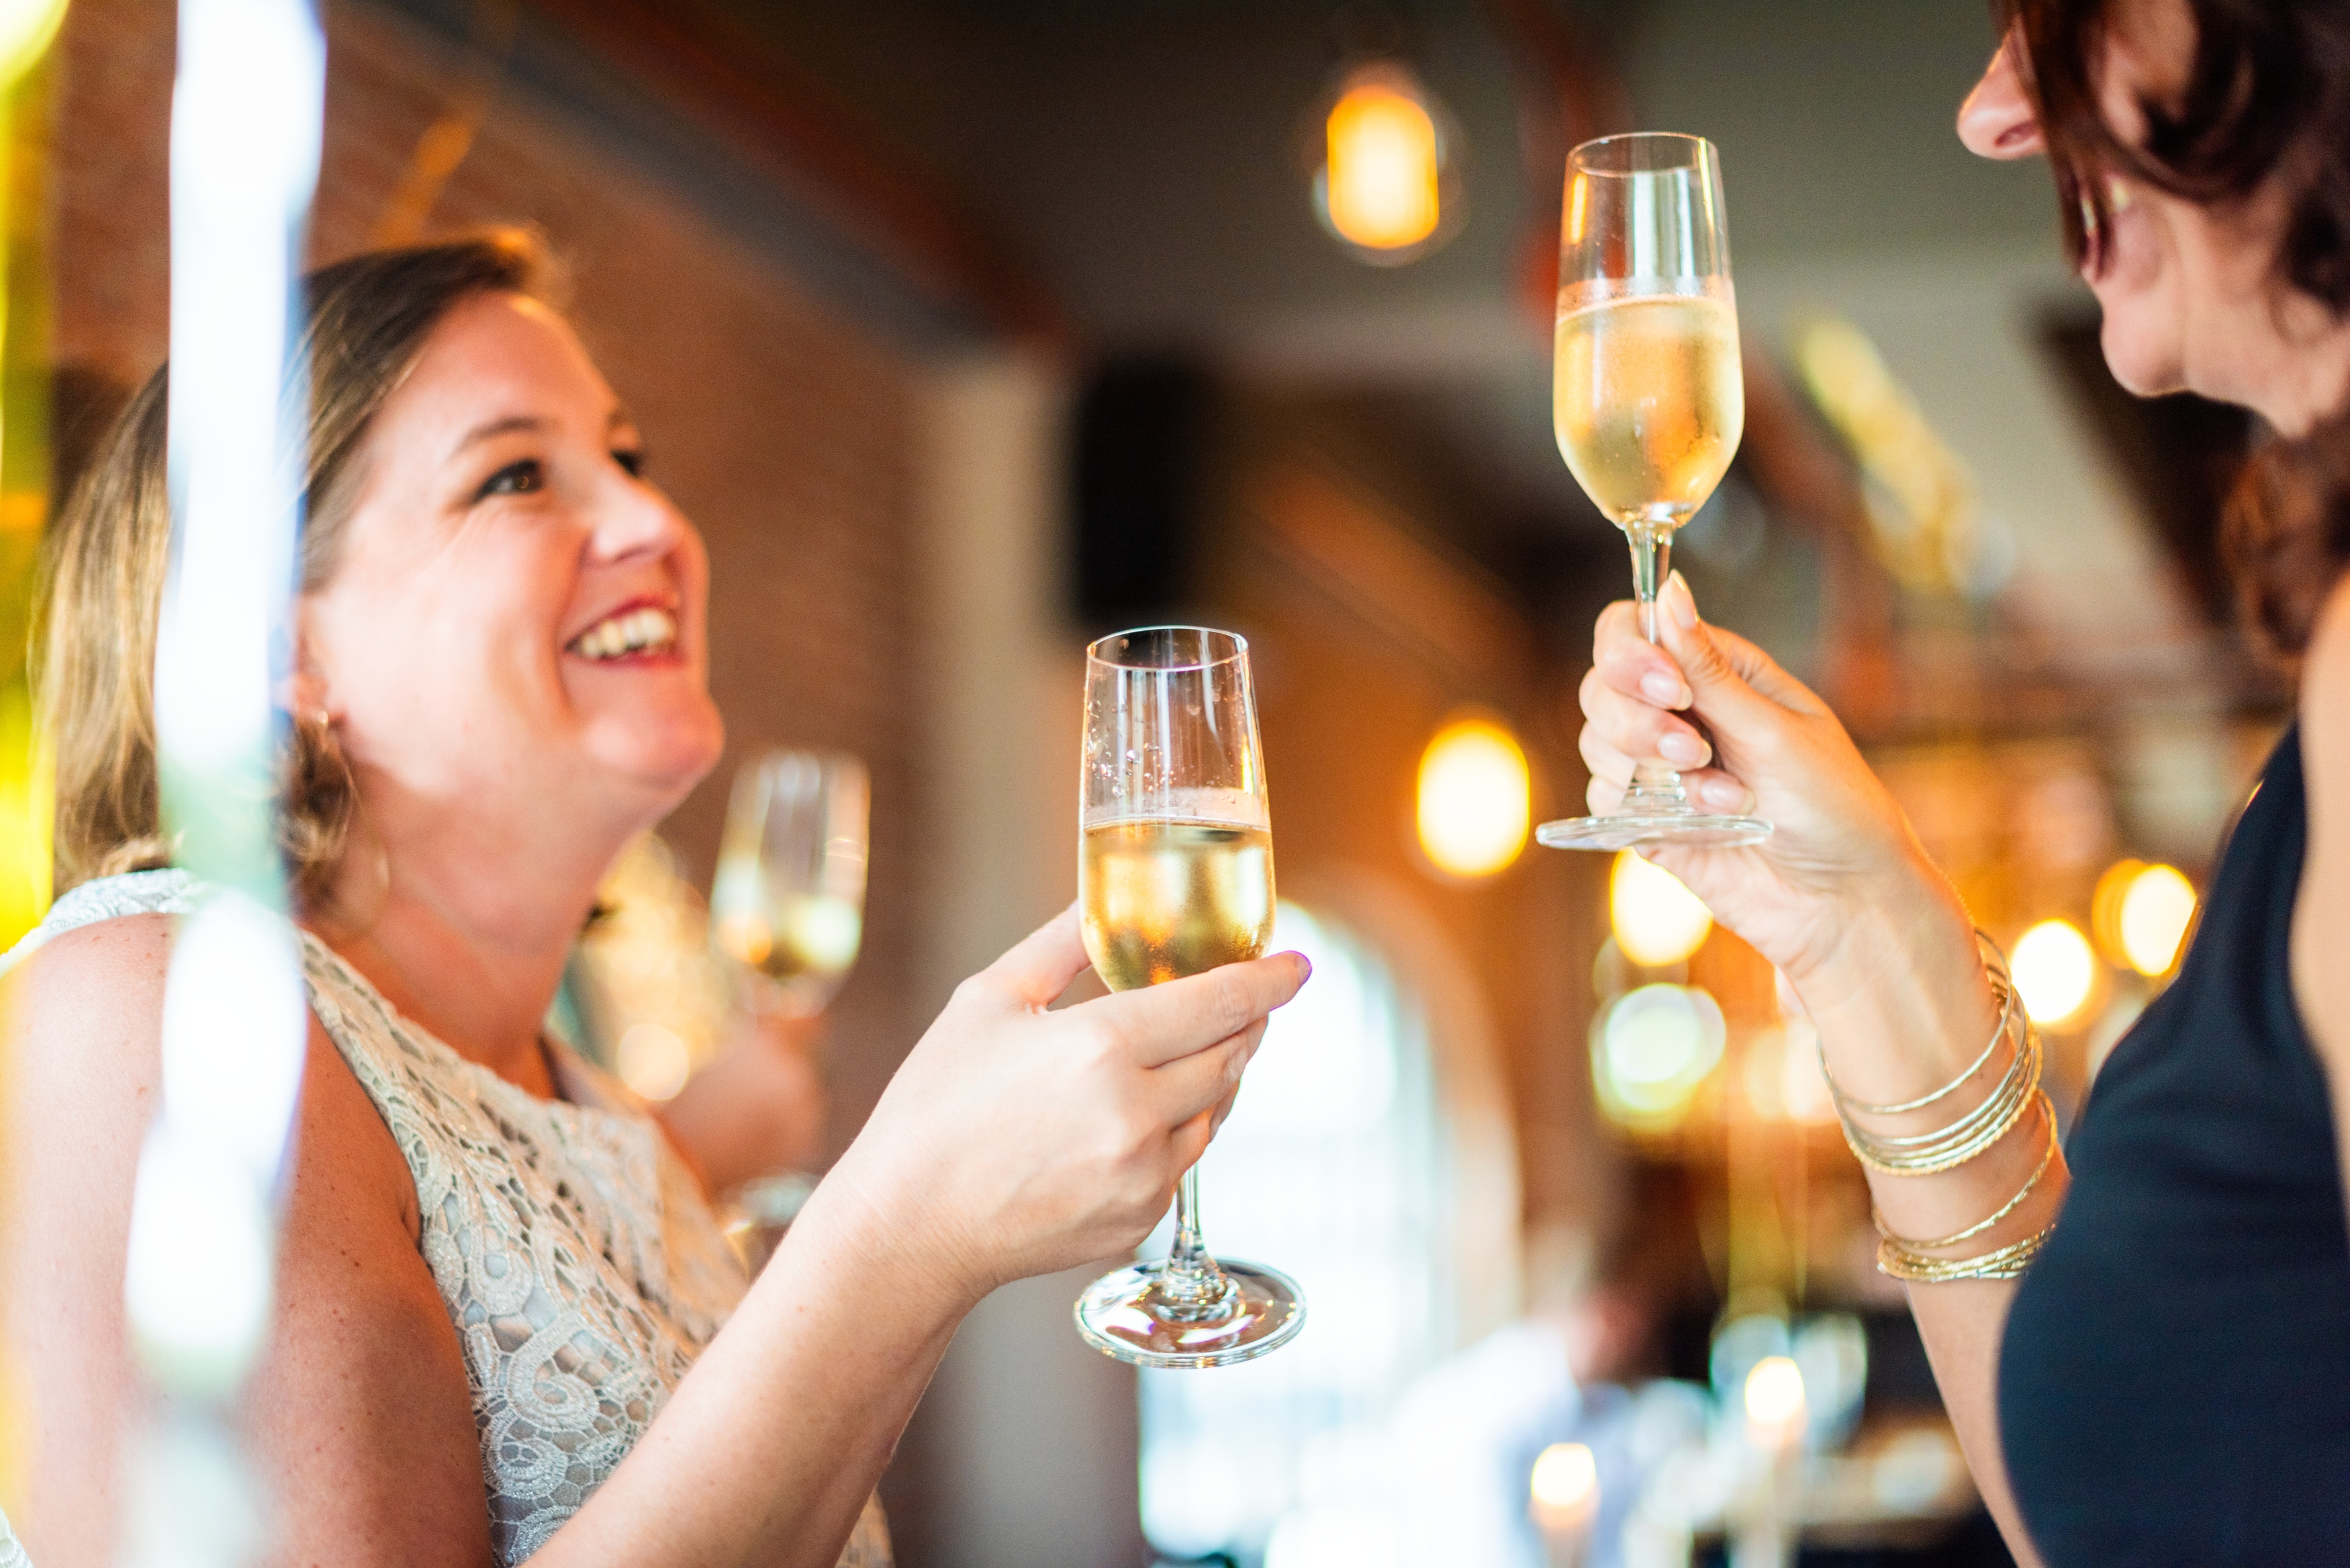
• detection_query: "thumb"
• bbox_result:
[980,903,1094,1009]
[1652,572,1797,742]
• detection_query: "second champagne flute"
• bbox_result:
[1538,131,1771,852]
[1071,626,1305,1369]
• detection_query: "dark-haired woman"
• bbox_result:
[1579,3,2350,1565]
[0,234,1307,1566]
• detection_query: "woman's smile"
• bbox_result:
[567,597,682,664]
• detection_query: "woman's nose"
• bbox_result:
[589,470,690,562]
[1958,28,2046,160]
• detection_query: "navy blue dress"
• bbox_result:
[2000,726,2350,1564]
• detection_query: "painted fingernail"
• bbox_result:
[1666,571,1699,633]
[1641,670,1689,707]
[1659,730,1708,767]
[1700,775,1747,810]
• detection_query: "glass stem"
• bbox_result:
[1153,1167,1229,1318]
[1624,519,1693,816]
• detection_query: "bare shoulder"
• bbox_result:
[2294,574,2350,1066]
[2304,575,2350,736]
[5,912,177,1202]
[5,912,487,1563]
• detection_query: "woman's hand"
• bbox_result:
[817,905,1308,1307]
[1578,573,1969,1017]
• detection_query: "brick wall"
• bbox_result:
[48,0,925,1151]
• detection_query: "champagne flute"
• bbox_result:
[1536,132,1771,852]
[1072,626,1305,1369]
[710,749,870,1018]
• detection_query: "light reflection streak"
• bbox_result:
[120,1,322,1562]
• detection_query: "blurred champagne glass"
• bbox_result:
[708,750,867,1252]
[710,748,869,1018]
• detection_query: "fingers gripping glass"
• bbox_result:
[1538,132,1771,852]
[1072,626,1305,1368]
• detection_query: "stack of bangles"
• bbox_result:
[1820,933,2057,1283]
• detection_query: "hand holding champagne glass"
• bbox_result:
[1538,132,1771,852]
[1072,626,1305,1368]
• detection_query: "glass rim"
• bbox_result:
[1569,131,1716,177]
[1084,624,1249,672]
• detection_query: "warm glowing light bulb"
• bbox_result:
[0,0,65,85]
[1530,1441,1598,1527]
[2118,863,2196,977]
[1610,850,1711,966]
[1325,82,1441,250]
[1417,718,1530,878]
[1745,1354,1807,1430]
[2013,919,2096,1027]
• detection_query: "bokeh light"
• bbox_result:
[1745,1355,1807,1426]
[1416,716,1529,877]
[2013,919,2096,1028]
[2118,863,2196,977]
[1530,1441,1598,1521]
[0,0,66,86]
[1610,849,1712,966]
[1323,79,1440,251]
[618,1021,692,1101]
[1593,983,1725,1128]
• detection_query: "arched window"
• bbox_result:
[1137,899,1466,1564]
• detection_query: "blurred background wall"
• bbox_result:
[25,1,2286,1565]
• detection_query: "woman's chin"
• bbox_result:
[582,701,726,802]
[2096,306,2187,399]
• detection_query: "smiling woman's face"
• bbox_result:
[300,291,724,828]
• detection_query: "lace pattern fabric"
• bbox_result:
[12,871,888,1567]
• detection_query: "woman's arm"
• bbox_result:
[2290,579,2350,1219]
[542,907,1305,1568]
[2,918,493,1568]
[1579,575,2057,1565]
[8,902,1300,1568]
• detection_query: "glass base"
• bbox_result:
[1536,812,1772,852]
[1074,1256,1305,1369]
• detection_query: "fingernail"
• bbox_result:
[1699,775,1746,810]
[1659,730,1708,767]
[1666,571,1698,634]
[1641,670,1689,707]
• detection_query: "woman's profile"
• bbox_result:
[1581,2,2350,1563]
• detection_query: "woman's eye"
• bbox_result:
[475,458,545,500]
[613,448,647,479]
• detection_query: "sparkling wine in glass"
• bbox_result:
[1072,626,1305,1369]
[1538,132,1771,852]
[710,749,869,1016]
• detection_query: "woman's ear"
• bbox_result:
[279,600,333,723]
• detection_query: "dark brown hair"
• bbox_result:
[2000,0,2350,655]
[38,228,556,904]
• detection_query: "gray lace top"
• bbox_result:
[0,870,888,1566]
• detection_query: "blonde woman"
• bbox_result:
[2,232,1307,1567]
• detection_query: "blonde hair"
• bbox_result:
[38,229,556,907]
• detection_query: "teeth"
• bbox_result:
[573,606,678,660]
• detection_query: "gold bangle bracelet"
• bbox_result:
[1827,931,2018,1118]
[1877,1221,2055,1283]
[1837,1005,2042,1176]
[1871,1091,2058,1251]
